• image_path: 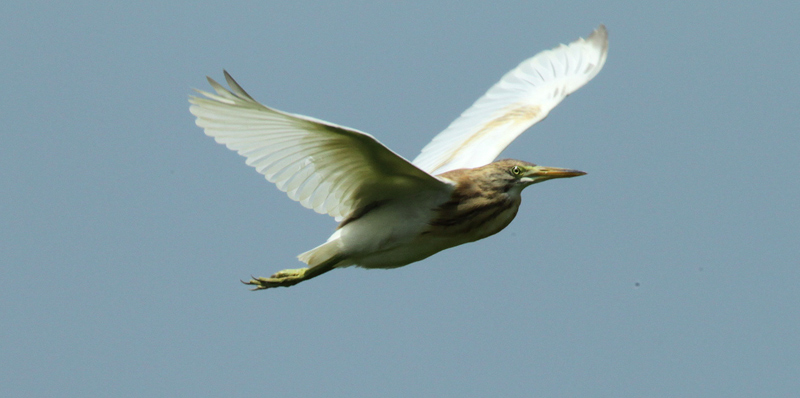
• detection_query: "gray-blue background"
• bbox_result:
[3,1,798,396]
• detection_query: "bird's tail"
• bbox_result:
[298,239,342,267]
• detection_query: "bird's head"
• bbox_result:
[479,159,586,194]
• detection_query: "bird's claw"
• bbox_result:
[241,269,308,290]
[241,276,280,291]
[240,276,267,291]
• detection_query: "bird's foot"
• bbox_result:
[242,268,307,290]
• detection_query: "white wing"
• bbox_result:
[190,71,449,221]
[413,25,609,175]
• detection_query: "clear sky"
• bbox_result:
[2,1,799,397]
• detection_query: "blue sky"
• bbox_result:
[2,1,799,397]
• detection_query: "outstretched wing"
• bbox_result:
[190,71,449,221]
[413,25,609,175]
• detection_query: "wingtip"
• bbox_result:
[220,70,255,100]
[205,75,221,89]
[589,25,609,50]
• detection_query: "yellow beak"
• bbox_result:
[529,165,587,180]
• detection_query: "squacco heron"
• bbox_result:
[190,25,608,290]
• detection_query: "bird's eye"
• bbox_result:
[511,166,522,176]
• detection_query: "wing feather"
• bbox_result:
[190,71,449,221]
[413,25,609,175]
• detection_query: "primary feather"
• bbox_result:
[412,25,608,175]
[189,71,448,222]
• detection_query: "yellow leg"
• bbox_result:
[242,255,342,290]
[242,268,308,290]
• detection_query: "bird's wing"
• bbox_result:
[190,71,450,221]
[412,25,608,175]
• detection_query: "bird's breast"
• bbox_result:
[423,193,521,243]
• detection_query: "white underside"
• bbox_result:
[304,186,522,269]
[331,190,453,269]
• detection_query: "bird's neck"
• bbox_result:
[425,176,521,241]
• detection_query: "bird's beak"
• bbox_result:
[526,165,586,183]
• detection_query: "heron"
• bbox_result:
[189,25,608,290]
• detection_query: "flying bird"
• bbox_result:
[189,25,608,289]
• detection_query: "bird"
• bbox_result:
[189,25,608,290]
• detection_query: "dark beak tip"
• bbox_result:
[534,166,587,179]
[559,169,586,178]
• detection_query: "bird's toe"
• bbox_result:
[242,268,308,290]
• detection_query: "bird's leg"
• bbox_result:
[243,268,308,289]
[242,255,342,290]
